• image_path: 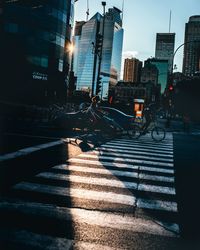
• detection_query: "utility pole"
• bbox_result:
[86,0,89,21]
[96,1,106,98]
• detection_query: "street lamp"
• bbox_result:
[171,40,200,75]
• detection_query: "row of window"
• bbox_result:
[116,90,145,97]
[27,55,48,68]
[4,22,65,48]
[27,55,63,72]
[5,4,68,24]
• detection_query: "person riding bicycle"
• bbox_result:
[86,95,101,121]
[142,104,156,133]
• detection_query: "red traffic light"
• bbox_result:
[169,85,173,91]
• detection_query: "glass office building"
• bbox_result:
[145,58,168,94]
[75,7,123,100]
[76,13,101,93]
[1,0,74,105]
[155,33,175,72]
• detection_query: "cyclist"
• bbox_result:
[142,104,156,133]
[86,95,101,121]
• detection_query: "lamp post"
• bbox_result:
[171,40,200,76]
[166,40,200,120]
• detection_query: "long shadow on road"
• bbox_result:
[173,133,200,240]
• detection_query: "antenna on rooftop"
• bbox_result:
[122,0,124,25]
[86,0,89,21]
[169,10,172,33]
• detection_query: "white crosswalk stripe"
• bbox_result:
[77,153,174,167]
[0,133,179,249]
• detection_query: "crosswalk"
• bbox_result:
[0,133,180,249]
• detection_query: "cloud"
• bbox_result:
[122,50,139,59]
[120,50,139,79]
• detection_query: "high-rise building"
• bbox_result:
[182,16,200,76]
[155,33,175,72]
[140,62,158,85]
[145,58,168,94]
[1,0,74,105]
[75,13,101,94]
[73,21,86,77]
[123,58,142,83]
[75,7,123,100]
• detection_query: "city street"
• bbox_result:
[0,130,200,249]
[1,1,200,249]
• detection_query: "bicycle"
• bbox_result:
[130,110,166,142]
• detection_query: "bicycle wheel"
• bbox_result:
[151,126,166,141]
[127,124,141,139]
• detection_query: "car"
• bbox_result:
[98,106,135,130]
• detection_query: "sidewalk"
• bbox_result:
[159,119,200,134]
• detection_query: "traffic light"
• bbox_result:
[96,75,102,95]
[169,85,174,91]
[95,33,103,55]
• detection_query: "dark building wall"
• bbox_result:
[182,16,200,76]
[1,0,74,106]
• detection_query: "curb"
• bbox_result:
[0,140,64,162]
[0,140,67,192]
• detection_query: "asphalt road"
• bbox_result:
[173,133,200,240]
[1,123,200,249]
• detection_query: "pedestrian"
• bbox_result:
[183,113,190,133]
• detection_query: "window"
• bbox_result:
[58,59,63,72]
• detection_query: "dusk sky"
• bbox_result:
[74,0,200,77]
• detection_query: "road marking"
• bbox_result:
[138,184,176,195]
[36,172,138,190]
[113,138,173,146]
[42,166,175,183]
[139,173,174,183]
[106,142,173,150]
[53,164,139,178]
[137,198,178,212]
[68,158,174,172]
[14,182,136,206]
[78,154,174,167]
[0,201,178,237]
[139,166,174,174]
[68,158,139,170]
[90,150,173,163]
[66,160,174,174]
[101,144,173,153]
[95,147,173,158]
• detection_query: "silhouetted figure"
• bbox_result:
[183,113,190,133]
[165,115,171,128]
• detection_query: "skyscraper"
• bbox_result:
[145,58,168,94]
[140,63,158,85]
[75,7,123,100]
[123,58,142,83]
[1,0,74,105]
[73,21,86,77]
[75,13,101,94]
[155,33,175,72]
[182,16,200,76]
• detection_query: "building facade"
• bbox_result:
[145,58,168,94]
[75,7,123,100]
[1,0,74,105]
[123,58,142,83]
[182,15,200,76]
[140,62,159,85]
[155,33,175,72]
